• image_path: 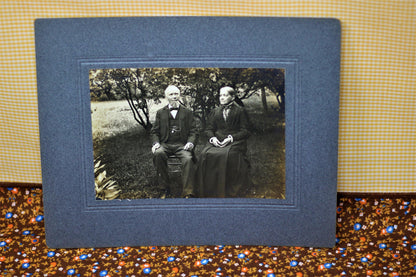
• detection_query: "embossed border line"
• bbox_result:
[77,56,301,212]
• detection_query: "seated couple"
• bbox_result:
[150,85,251,198]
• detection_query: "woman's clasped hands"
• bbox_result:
[209,135,233,148]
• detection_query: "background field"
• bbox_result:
[91,94,285,199]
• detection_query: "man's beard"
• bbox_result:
[169,101,179,108]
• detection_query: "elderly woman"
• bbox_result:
[197,86,251,197]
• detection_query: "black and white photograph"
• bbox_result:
[90,67,285,200]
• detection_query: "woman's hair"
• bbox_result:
[219,86,236,97]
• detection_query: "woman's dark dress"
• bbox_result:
[197,103,251,197]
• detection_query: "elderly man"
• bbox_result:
[150,85,199,198]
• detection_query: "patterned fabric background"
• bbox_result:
[0,1,415,192]
[1,187,416,276]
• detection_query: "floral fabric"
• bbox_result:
[1,187,415,276]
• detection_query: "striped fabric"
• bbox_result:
[0,1,415,192]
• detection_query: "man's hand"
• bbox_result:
[151,143,161,154]
[184,142,194,151]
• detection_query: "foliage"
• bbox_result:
[90,70,117,101]
[94,157,120,200]
[227,68,285,112]
[90,67,285,130]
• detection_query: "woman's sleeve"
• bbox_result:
[205,110,217,139]
[231,108,250,141]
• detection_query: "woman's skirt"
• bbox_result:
[196,141,250,197]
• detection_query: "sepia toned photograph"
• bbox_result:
[90,67,285,200]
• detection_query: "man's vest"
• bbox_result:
[167,111,182,143]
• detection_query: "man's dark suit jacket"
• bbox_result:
[150,105,198,146]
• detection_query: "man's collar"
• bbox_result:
[168,104,180,109]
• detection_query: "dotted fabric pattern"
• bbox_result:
[1,187,416,276]
[0,1,415,192]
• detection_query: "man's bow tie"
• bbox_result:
[169,107,179,111]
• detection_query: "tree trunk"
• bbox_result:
[261,87,268,113]
[276,92,285,114]
[144,122,153,133]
